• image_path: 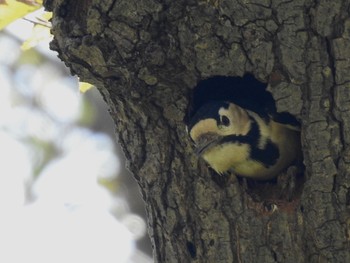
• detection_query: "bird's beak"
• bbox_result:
[194,133,221,156]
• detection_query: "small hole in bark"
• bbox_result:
[209,239,215,246]
[186,241,196,258]
[300,205,304,213]
[272,250,278,261]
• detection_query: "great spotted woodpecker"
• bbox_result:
[188,100,301,180]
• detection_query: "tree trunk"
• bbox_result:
[44,0,350,262]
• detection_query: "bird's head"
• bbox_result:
[188,102,251,152]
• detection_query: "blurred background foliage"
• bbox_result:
[0,2,152,262]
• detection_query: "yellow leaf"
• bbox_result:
[21,13,52,50]
[38,9,51,20]
[79,82,94,93]
[0,0,42,30]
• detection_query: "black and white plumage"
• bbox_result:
[188,101,300,180]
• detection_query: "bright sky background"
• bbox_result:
[0,10,152,263]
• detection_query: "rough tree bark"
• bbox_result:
[44,0,350,262]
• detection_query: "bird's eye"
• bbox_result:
[220,115,230,126]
